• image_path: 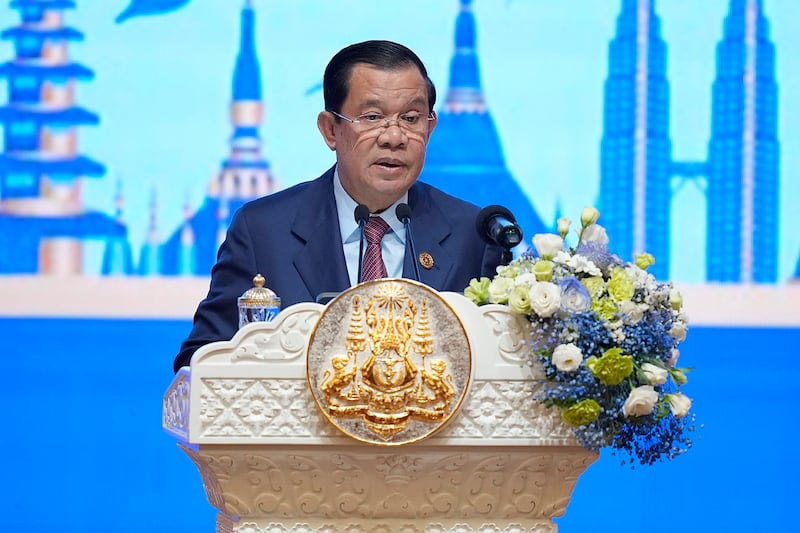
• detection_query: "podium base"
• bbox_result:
[179,442,597,533]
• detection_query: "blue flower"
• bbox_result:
[575,241,622,273]
[559,277,591,313]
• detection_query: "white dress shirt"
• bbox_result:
[333,168,407,286]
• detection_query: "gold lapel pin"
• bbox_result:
[418,252,434,270]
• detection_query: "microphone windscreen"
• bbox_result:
[395,203,412,223]
[354,204,370,226]
[476,205,516,241]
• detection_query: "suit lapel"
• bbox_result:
[290,168,351,300]
[403,185,454,289]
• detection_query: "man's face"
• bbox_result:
[317,64,437,212]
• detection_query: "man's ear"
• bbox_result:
[317,111,337,151]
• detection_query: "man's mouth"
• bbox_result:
[375,159,404,168]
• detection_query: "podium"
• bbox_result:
[163,281,597,532]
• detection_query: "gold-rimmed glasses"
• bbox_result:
[329,110,434,134]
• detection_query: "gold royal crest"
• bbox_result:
[307,279,471,445]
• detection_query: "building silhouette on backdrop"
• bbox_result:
[598,0,779,282]
[0,0,124,274]
[0,0,788,283]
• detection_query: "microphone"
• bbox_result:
[476,205,523,265]
[354,204,370,284]
[395,203,421,282]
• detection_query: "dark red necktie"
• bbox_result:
[361,216,390,281]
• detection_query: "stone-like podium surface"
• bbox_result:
[163,290,597,533]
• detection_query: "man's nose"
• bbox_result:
[377,123,407,147]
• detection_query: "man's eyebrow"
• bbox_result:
[358,96,428,109]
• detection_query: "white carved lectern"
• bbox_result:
[163,284,597,533]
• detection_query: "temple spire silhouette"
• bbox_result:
[102,177,134,275]
[157,1,276,275]
[421,0,548,241]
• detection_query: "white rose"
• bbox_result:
[532,233,564,259]
[669,322,688,342]
[552,343,583,372]
[488,277,514,304]
[667,348,680,368]
[667,393,692,418]
[528,282,561,318]
[622,385,659,417]
[641,362,668,385]
[580,223,609,245]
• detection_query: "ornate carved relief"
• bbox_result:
[200,378,338,438]
[230,309,321,362]
[198,378,573,442]
[163,368,190,439]
[185,445,596,524]
[229,520,555,532]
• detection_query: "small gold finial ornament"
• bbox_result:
[237,274,281,327]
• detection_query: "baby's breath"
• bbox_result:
[465,209,697,465]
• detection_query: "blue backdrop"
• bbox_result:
[1,1,798,531]
[2,317,796,532]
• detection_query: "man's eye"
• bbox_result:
[401,114,421,124]
[361,114,384,122]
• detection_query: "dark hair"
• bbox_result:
[323,40,437,115]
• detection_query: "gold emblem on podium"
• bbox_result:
[307,279,471,445]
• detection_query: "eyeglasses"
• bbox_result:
[330,110,434,134]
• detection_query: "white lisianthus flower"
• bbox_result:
[667,348,680,368]
[670,290,683,310]
[580,223,609,245]
[557,217,572,238]
[622,385,659,417]
[552,343,583,372]
[641,362,668,385]
[496,263,520,278]
[488,277,514,304]
[580,206,600,227]
[533,233,564,259]
[513,272,538,287]
[624,264,648,285]
[618,300,644,324]
[528,282,561,317]
[666,393,692,418]
[508,285,532,314]
[669,322,688,342]
[569,254,602,277]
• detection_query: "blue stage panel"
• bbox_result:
[0,317,796,532]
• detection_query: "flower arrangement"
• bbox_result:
[465,207,695,465]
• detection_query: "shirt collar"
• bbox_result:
[334,166,407,244]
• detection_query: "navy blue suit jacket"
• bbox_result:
[174,166,503,372]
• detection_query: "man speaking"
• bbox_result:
[174,40,504,372]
